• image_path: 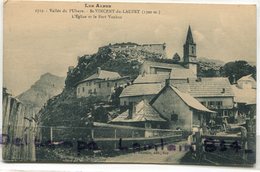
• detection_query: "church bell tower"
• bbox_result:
[183,26,197,76]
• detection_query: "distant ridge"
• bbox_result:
[16,73,65,111]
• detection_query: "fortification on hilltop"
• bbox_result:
[99,42,167,59]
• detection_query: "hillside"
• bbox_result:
[197,57,225,77]
[38,43,163,136]
[17,73,65,111]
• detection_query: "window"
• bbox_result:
[82,87,85,92]
[115,82,118,87]
[191,46,195,54]
[171,113,178,121]
[216,101,223,108]
[223,110,228,117]
[208,101,215,107]
[107,82,110,87]
[77,87,80,94]
[98,83,101,88]
[94,88,97,94]
[88,89,92,94]
[124,101,127,106]
[145,123,152,128]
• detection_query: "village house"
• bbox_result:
[76,67,130,101]
[237,74,256,89]
[119,26,198,106]
[110,100,167,137]
[170,77,235,124]
[150,84,215,131]
[231,74,256,124]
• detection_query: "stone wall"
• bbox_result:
[100,43,167,58]
[2,90,37,161]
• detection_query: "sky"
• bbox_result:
[4,1,256,96]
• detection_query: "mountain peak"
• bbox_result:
[17,73,65,110]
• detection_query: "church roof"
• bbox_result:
[142,60,185,69]
[186,26,195,44]
[111,100,166,122]
[170,68,196,79]
[133,74,169,84]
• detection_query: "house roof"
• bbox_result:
[170,86,215,113]
[119,83,163,98]
[111,100,166,122]
[231,85,256,104]
[133,74,169,84]
[238,74,255,82]
[170,68,196,79]
[173,77,234,97]
[77,69,121,85]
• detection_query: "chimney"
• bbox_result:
[165,79,170,86]
[128,102,135,119]
[232,74,236,84]
[97,67,101,75]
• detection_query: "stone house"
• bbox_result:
[76,67,130,101]
[110,100,167,137]
[237,74,256,89]
[150,84,214,131]
[170,77,235,124]
[231,74,256,124]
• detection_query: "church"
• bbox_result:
[119,26,235,130]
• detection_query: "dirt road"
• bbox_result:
[105,140,190,164]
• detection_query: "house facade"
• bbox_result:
[170,77,235,124]
[111,100,167,137]
[76,67,130,100]
[237,74,256,89]
[150,85,214,131]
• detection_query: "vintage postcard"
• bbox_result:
[2,0,257,166]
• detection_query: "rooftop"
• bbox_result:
[231,85,256,104]
[170,68,196,79]
[238,74,255,82]
[142,60,185,70]
[77,68,121,85]
[120,83,163,98]
[111,100,166,122]
[170,86,215,113]
[172,77,234,97]
[133,74,169,84]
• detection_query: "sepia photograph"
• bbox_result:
[1,0,257,167]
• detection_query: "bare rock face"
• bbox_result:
[16,73,65,112]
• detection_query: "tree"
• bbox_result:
[111,86,124,106]
[220,60,256,83]
[92,106,108,123]
[172,53,181,62]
